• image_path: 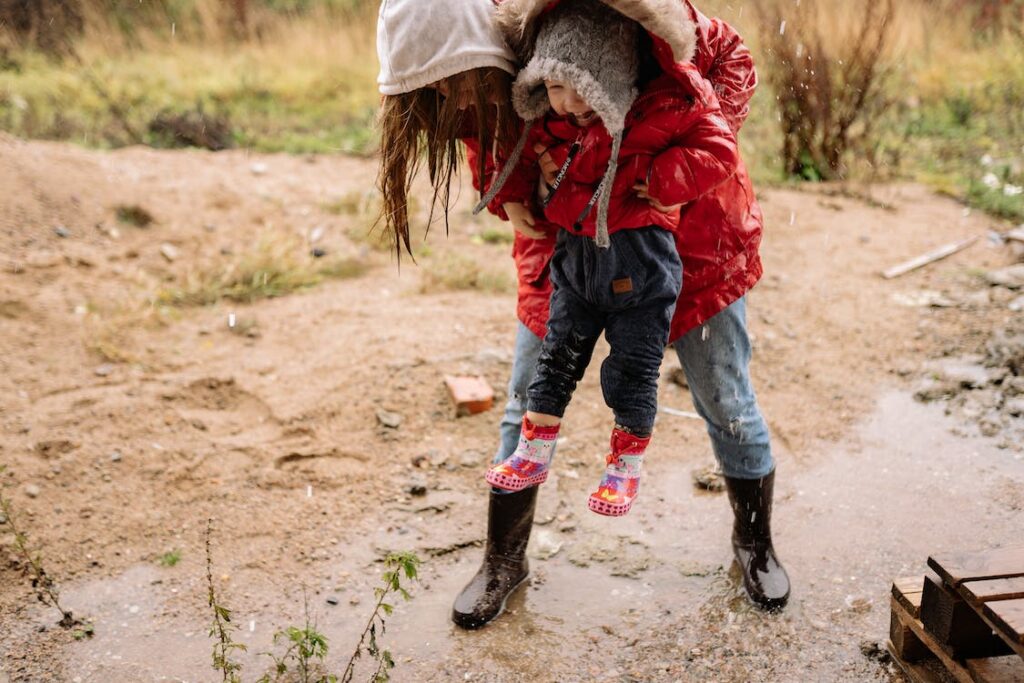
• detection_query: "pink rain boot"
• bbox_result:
[588,428,650,517]
[485,418,559,492]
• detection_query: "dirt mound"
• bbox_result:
[916,321,1024,448]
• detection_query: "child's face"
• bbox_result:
[545,79,598,127]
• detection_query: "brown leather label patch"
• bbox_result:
[612,277,633,294]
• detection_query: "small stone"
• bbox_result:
[406,475,428,497]
[859,640,891,664]
[959,290,992,308]
[980,417,1003,437]
[54,226,71,238]
[376,410,403,429]
[110,451,123,463]
[250,162,269,176]
[530,529,563,560]
[927,358,991,389]
[159,243,180,262]
[983,264,1024,289]
[24,484,40,498]
[914,379,960,402]
[1005,398,1024,417]
[691,465,725,492]
[94,364,115,377]
[845,595,872,613]
[326,596,340,606]
[1009,295,1024,313]
[458,450,484,468]
[410,454,430,469]
[311,247,328,259]
[26,251,63,269]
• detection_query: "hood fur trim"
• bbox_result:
[496,0,696,65]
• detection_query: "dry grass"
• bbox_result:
[0,3,380,152]
[419,253,513,295]
[156,231,368,307]
[753,0,897,180]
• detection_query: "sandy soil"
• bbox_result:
[1,133,1022,682]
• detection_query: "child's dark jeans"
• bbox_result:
[527,226,683,434]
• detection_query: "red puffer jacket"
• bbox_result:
[488,70,739,241]
[466,0,763,342]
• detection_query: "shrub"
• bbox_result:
[753,0,897,181]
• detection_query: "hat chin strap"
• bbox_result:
[572,131,620,249]
[475,122,620,251]
[473,121,535,216]
[594,132,621,249]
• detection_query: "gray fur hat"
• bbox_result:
[474,0,641,248]
[513,0,640,135]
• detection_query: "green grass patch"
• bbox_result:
[158,550,182,567]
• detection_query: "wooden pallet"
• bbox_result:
[888,547,1024,683]
[929,547,1024,662]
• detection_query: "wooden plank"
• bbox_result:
[982,599,1024,653]
[892,596,976,683]
[962,577,1024,604]
[882,236,979,279]
[892,610,932,662]
[896,576,927,618]
[887,640,952,683]
[929,548,1024,588]
[921,576,1013,659]
[965,657,1024,683]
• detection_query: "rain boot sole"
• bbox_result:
[451,572,530,630]
[485,469,547,492]
[587,496,633,516]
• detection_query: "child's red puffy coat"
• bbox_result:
[466,0,763,342]
[490,70,739,241]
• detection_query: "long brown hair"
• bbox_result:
[377,67,516,261]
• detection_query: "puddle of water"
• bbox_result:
[54,391,1024,682]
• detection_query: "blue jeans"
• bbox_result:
[493,297,774,480]
[528,228,682,434]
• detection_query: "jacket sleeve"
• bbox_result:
[703,16,758,134]
[686,1,758,135]
[645,98,740,208]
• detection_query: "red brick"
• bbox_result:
[444,375,494,416]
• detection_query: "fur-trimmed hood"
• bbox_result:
[496,0,697,66]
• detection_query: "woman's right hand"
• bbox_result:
[503,202,546,240]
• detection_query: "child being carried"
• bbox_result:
[475,0,739,516]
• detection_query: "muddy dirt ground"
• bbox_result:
[1,133,1023,682]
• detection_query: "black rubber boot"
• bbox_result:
[724,470,790,611]
[451,487,538,629]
